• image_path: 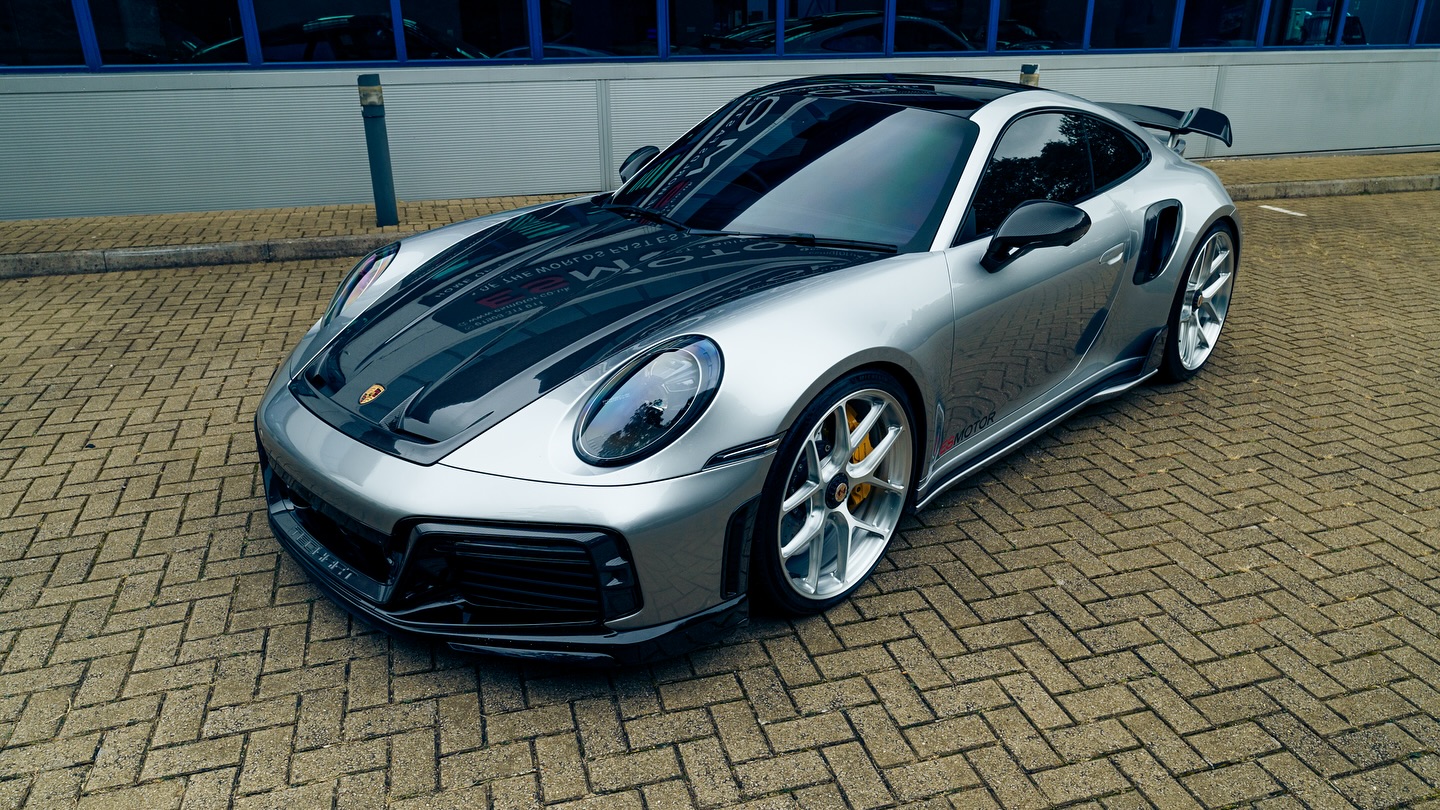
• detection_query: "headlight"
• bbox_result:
[575,336,723,466]
[324,243,399,324]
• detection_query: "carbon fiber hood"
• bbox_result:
[289,198,879,462]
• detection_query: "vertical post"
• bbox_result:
[1020,63,1039,86]
[357,74,399,228]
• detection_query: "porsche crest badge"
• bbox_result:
[358,384,385,405]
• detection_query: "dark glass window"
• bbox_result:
[398,0,519,58]
[967,113,1143,237]
[1421,0,1440,42]
[1264,0,1416,44]
[782,0,885,54]
[540,0,657,57]
[89,0,244,64]
[1330,0,1422,44]
[897,0,986,50]
[250,0,394,62]
[1180,0,1261,46]
[1090,0,1178,48]
[0,0,83,65]
[997,0,1085,49]
[1084,117,1148,188]
[613,94,979,251]
[671,1,778,56]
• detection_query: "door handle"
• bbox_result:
[1101,244,1126,266]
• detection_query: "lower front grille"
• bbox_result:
[397,523,642,627]
[261,450,395,584]
[443,536,600,622]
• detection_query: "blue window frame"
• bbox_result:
[1,0,1434,72]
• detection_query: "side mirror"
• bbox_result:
[981,200,1091,273]
[619,145,660,183]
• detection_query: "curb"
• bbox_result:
[0,233,399,280]
[1225,173,1440,201]
[3,175,1438,279]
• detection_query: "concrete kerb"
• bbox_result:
[2,174,1437,280]
[0,233,398,279]
[1225,173,1440,201]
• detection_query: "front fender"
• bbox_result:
[439,252,955,485]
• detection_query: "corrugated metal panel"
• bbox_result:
[1039,65,1219,110]
[1,85,371,218]
[1211,58,1440,156]
[1,51,1437,219]
[386,82,600,199]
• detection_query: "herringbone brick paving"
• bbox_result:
[0,191,1437,808]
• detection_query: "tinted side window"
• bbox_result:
[1083,117,1148,190]
[970,113,1091,236]
[894,20,963,51]
[823,23,882,52]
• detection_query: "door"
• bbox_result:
[938,111,1136,454]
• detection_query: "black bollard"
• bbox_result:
[357,74,399,227]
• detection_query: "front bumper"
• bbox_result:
[256,387,770,664]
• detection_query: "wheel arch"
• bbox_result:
[848,359,928,473]
[773,350,933,466]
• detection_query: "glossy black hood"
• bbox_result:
[289,198,881,463]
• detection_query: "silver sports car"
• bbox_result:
[256,74,1238,663]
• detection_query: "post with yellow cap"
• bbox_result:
[357,74,399,227]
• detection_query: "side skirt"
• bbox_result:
[915,357,1160,511]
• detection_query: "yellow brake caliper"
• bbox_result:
[845,406,873,509]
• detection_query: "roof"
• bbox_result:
[754,73,1032,115]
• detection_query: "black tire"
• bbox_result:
[752,370,918,615]
[1158,221,1238,383]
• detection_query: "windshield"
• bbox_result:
[611,92,979,252]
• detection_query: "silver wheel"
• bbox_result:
[775,388,912,601]
[1177,228,1235,371]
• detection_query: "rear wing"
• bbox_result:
[1099,103,1234,149]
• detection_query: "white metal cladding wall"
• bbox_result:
[382,79,600,200]
[1210,59,1440,156]
[1,81,372,217]
[0,49,1436,220]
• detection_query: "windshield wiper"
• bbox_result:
[601,203,694,232]
[600,207,900,253]
[741,232,899,254]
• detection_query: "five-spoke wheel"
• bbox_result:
[754,371,916,614]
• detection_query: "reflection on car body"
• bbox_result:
[190,15,484,62]
[256,74,1239,664]
[699,11,975,53]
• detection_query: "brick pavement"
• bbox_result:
[1202,151,1440,185]
[0,195,574,256]
[0,191,1438,808]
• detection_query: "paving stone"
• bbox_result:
[1032,759,1131,805]
[1334,763,1434,810]
[1182,761,1282,806]
[733,750,829,797]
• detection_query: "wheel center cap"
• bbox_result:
[825,475,851,509]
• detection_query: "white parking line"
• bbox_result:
[1259,204,1307,216]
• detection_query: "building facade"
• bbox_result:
[2,0,1438,218]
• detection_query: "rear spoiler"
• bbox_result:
[1099,103,1234,149]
